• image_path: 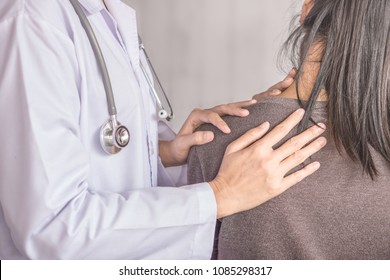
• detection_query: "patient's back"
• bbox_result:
[188,96,390,259]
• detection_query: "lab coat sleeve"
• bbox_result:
[0,12,216,259]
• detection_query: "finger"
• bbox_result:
[274,123,326,160]
[256,108,305,148]
[280,161,321,191]
[206,112,231,133]
[252,88,281,102]
[280,136,327,173]
[279,68,297,88]
[226,99,258,108]
[253,68,297,101]
[180,100,258,136]
[225,122,270,155]
[268,77,293,93]
[212,99,257,117]
[268,68,297,92]
[179,109,230,135]
[287,68,297,79]
[179,131,215,148]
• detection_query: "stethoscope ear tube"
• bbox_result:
[158,110,169,120]
[139,36,174,121]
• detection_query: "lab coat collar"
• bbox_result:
[76,0,141,71]
[77,0,105,14]
[104,0,140,70]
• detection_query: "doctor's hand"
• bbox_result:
[159,99,257,167]
[209,108,327,219]
[252,68,297,102]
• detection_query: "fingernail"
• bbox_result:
[317,137,327,146]
[295,108,305,117]
[314,123,326,132]
[204,132,214,141]
[250,99,257,104]
[284,77,294,83]
[318,123,326,129]
[223,126,231,134]
[259,121,270,129]
[271,89,282,95]
[241,109,250,116]
[312,162,321,170]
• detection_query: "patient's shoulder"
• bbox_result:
[188,97,303,182]
[245,96,304,127]
[245,96,327,128]
[188,96,327,182]
[199,96,321,138]
[238,96,327,133]
[196,96,327,161]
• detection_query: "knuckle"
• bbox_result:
[305,139,323,155]
[195,132,204,143]
[309,125,320,137]
[225,142,235,153]
[293,170,305,183]
[311,140,323,151]
[214,104,227,112]
[287,136,300,148]
[247,128,259,139]
[265,178,281,197]
[253,142,266,154]
[191,108,202,115]
[292,150,306,163]
[276,123,289,135]
[220,104,229,110]
[209,111,219,119]
[316,137,327,147]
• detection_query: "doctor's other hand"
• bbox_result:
[252,68,297,102]
[159,99,257,167]
[209,108,327,219]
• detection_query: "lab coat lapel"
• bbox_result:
[77,0,105,14]
[104,0,140,71]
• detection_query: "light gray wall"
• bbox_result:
[123,0,301,131]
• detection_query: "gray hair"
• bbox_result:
[282,0,390,179]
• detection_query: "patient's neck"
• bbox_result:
[281,44,328,101]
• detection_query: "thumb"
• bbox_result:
[179,131,215,149]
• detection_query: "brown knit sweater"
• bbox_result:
[188,96,390,260]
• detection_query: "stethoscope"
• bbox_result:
[69,0,174,154]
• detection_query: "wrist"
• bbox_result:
[159,140,174,167]
[209,177,233,219]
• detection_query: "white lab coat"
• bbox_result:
[0,0,216,259]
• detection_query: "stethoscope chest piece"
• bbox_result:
[100,116,130,154]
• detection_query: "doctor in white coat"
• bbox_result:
[0,0,326,259]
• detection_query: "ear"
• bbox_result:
[300,0,314,24]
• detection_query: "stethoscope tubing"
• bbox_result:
[69,0,117,117]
